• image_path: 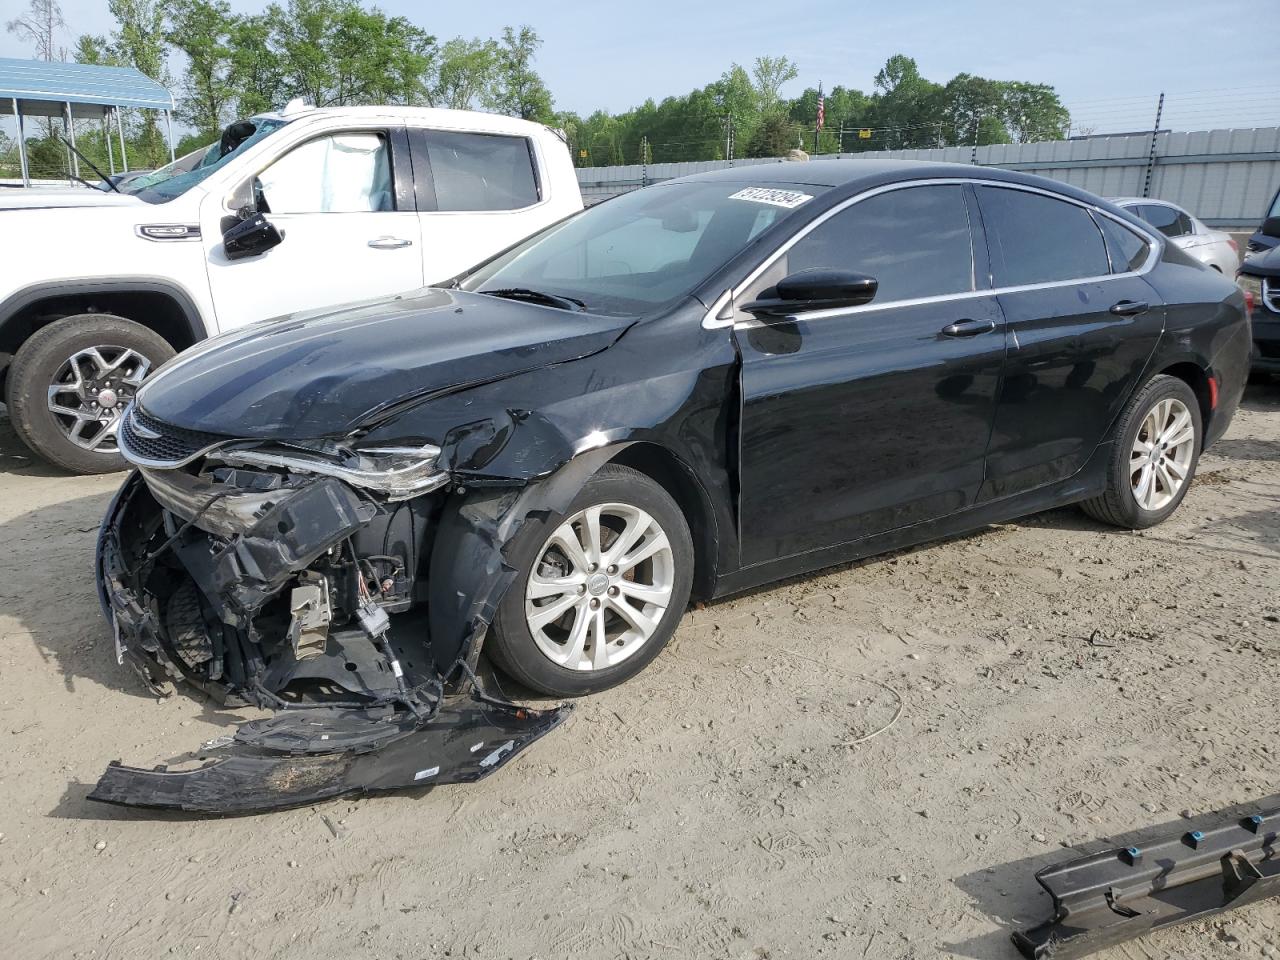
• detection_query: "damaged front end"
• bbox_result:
[92,441,568,813]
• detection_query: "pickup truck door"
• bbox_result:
[201,126,422,330]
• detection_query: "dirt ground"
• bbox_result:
[2,382,1279,960]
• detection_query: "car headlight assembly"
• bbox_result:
[1237,271,1263,311]
[210,442,449,501]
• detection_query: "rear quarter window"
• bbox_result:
[422,130,540,212]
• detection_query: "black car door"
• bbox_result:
[971,185,1165,501]
[733,183,1007,568]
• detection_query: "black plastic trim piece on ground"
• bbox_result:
[1014,806,1280,958]
[88,695,571,813]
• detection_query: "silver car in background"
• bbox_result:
[1112,197,1240,274]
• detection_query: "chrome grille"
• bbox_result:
[1264,277,1280,315]
[119,404,232,467]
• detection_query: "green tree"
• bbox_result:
[226,13,281,115]
[745,112,800,158]
[433,36,500,110]
[491,25,553,122]
[166,0,235,138]
[751,55,797,114]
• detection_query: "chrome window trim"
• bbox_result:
[702,177,1163,330]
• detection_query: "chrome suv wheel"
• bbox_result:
[47,345,153,455]
[4,313,175,474]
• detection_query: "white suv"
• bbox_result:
[0,102,582,473]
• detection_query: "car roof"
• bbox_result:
[250,103,556,138]
[666,158,1118,207]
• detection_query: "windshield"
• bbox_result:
[122,117,290,204]
[461,179,829,316]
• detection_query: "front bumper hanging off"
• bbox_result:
[1014,805,1280,958]
[91,467,575,814]
[89,697,569,813]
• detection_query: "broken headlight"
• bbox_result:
[209,442,449,501]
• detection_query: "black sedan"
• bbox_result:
[94,160,1250,811]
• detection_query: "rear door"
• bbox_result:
[974,185,1164,501]
[202,126,422,328]
[734,183,1006,566]
[409,128,549,284]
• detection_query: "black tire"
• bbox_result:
[1080,374,1202,529]
[487,464,695,697]
[5,314,175,474]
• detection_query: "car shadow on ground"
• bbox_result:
[946,793,1280,958]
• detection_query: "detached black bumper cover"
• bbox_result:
[1014,806,1280,958]
[89,697,569,813]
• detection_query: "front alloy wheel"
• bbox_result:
[487,464,695,696]
[525,502,676,672]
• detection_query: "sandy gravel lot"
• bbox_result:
[2,382,1279,960]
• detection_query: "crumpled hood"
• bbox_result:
[0,186,147,210]
[137,288,633,438]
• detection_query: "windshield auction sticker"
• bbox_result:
[728,187,813,209]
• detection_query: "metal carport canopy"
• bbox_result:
[0,56,173,117]
[1,56,175,186]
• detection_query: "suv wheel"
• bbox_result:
[5,314,175,474]
[1080,374,1202,529]
[487,464,695,696]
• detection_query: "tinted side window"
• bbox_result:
[784,185,974,303]
[1137,203,1193,238]
[257,132,394,213]
[977,187,1109,286]
[1095,214,1151,273]
[423,131,539,211]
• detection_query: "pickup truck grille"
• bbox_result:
[119,404,232,467]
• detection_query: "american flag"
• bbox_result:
[816,85,825,131]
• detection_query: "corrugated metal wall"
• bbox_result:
[576,127,1280,226]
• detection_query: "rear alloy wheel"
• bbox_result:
[1080,374,1202,529]
[5,314,175,474]
[487,464,694,696]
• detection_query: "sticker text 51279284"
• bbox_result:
[728,187,814,209]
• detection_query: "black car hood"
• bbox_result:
[137,289,633,438]
[1241,243,1280,277]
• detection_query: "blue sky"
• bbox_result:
[3,0,1277,132]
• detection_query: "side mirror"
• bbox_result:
[741,269,878,319]
[1262,216,1280,240]
[223,212,283,261]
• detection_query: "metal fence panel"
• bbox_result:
[576,127,1280,225]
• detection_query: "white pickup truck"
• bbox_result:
[0,102,583,473]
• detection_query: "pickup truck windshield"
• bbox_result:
[462,180,829,316]
[122,117,289,204]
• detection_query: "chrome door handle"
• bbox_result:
[941,318,997,338]
[1110,299,1149,316]
[368,236,413,249]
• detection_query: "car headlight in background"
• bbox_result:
[210,442,449,501]
[1237,272,1262,320]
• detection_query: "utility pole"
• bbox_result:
[640,135,649,187]
[1142,92,1165,198]
[970,116,979,165]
